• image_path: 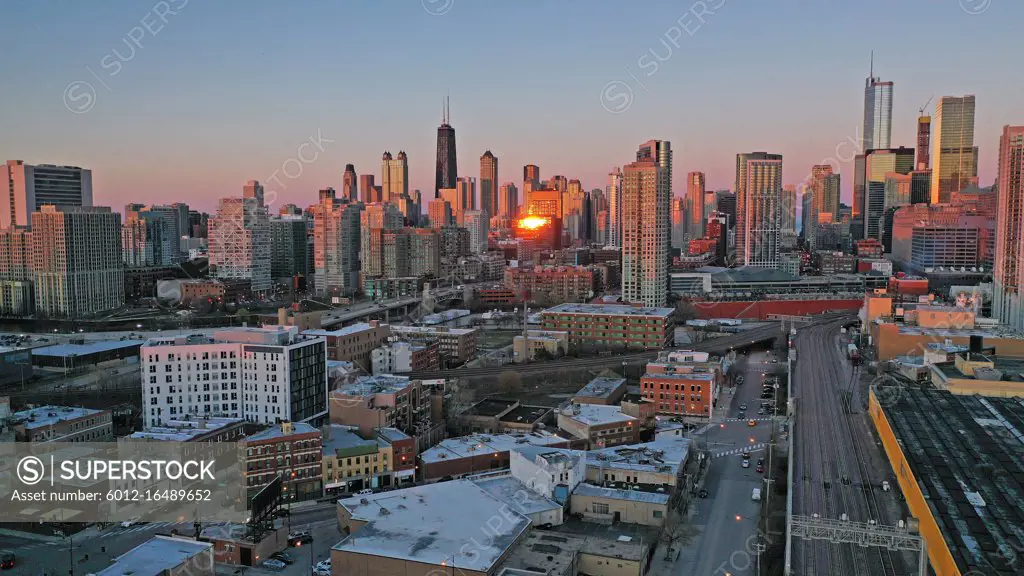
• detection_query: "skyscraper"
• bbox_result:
[122,213,168,267]
[1,160,93,227]
[208,187,272,293]
[523,164,540,204]
[428,199,453,229]
[360,174,382,203]
[360,203,405,279]
[670,198,687,250]
[498,182,518,219]
[480,151,498,219]
[381,151,409,203]
[917,115,931,170]
[993,125,1024,330]
[637,140,673,263]
[310,194,361,296]
[931,95,978,203]
[269,214,309,280]
[687,171,705,238]
[32,206,123,317]
[463,210,489,254]
[781,185,798,238]
[343,164,358,201]
[735,152,783,268]
[435,97,457,197]
[621,159,668,307]
[862,55,893,151]
[809,165,840,226]
[606,167,623,246]
[864,148,915,239]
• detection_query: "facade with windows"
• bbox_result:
[141,327,327,428]
[242,421,323,503]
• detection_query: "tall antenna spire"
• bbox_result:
[870,50,874,79]
[445,92,450,125]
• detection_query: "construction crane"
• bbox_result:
[918,95,933,118]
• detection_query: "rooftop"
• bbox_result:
[587,436,691,474]
[96,536,212,576]
[465,397,518,417]
[572,482,671,505]
[560,404,636,427]
[574,377,627,400]
[473,475,563,517]
[880,388,1024,574]
[129,416,243,441]
[333,374,411,397]
[323,425,383,454]
[542,303,674,318]
[497,527,648,575]
[499,405,553,425]
[12,405,106,430]
[335,480,530,572]
[31,339,145,359]
[391,325,477,336]
[420,432,568,464]
[244,422,318,443]
[377,427,412,443]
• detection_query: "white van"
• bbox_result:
[751,488,761,501]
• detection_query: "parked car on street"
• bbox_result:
[262,559,287,570]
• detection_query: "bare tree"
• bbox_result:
[497,371,523,395]
[445,378,476,427]
[674,299,699,322]
[659,510,697,559]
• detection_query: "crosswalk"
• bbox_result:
[100,521,183,538]
[712,443,768,458]
[723,416,774,423]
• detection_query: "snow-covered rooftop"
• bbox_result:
[473,476,562,517]
[572,482,671,505]
[335,480,530,572]
[420,432,567,464]
[560,404,636,427]
[586,436,691,474]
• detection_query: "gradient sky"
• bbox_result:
[1,0,1020,213]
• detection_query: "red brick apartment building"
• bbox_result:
[504,265,595,304]
[540,303,675,350]
[241,421,323,503]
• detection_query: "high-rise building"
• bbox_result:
[381,151,409,204]
[910,170,932,204]
[863,148,915,239]
[242,180,264,205]
[931,95,978,203]
[621,159,668,307]
[457,177,477,211]
[671,198,687,251]
[463,210,489,254]
[343,164,358,201]
[141,327,327,427]
[917,115,931,170]
[359,174,379,203]
[127,204,185,263]
[1,160,93,227]
[716,192,736,230]
[862,56,893,151]
[480,151,499,219]
[32,206,123,317]
[781,184,798,238]
[527,189,563,219]
[122,213,168,267]
[208,184,272,293]
[808,165,841,227]
[606,167,623,246]
[498,182,518,220]
[735,152,783,268]
[637,140,673,262]
[853,154,866,220]
[269,214,309,279]
[687,172,705,238]
[0,228,32,281]
[360,203,405,278]
[428,199,453,229]
[405,228,441,277]
[310,193,361,296]
[550,175,568,193]
[564,179,586,242]
[435,97,457,197]
[994,126,1024,330]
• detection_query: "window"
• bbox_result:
[653,510,663,518]
[592,502,609,514]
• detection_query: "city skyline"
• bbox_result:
[1,1,1020,212]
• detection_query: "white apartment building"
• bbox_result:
[1,160,93,227]
[141,327,327,428]
[208,184,271,293]
[463,209,489,254]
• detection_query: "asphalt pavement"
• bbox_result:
[671,351,780,575]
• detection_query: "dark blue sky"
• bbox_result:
[0,0,1018,211]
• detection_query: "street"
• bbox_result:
[672,351,781,575]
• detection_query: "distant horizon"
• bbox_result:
[1,0,1020,213]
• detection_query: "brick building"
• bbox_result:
[504,265,595,304]
[303,321,392,370]
[539,303,674,351]
[242,421,323,503]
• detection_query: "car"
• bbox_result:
[270,552,295,565]
[121,518,141,528]
[757,458,765,466]
[288,531,313,546]
[0,551,15,570]
[757,408,765,415]
[756,464,765,474]
[741,459,750,468]
[698,488,708,498]
[741,451,751,460]
[313,567,331,576]
[737,411,746,419]
[882,480,891,491]
[314,560,331,572]
[738,404,747,410]
[357,488,373,495]
[261,559,287,570]
[747,419,757,427]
